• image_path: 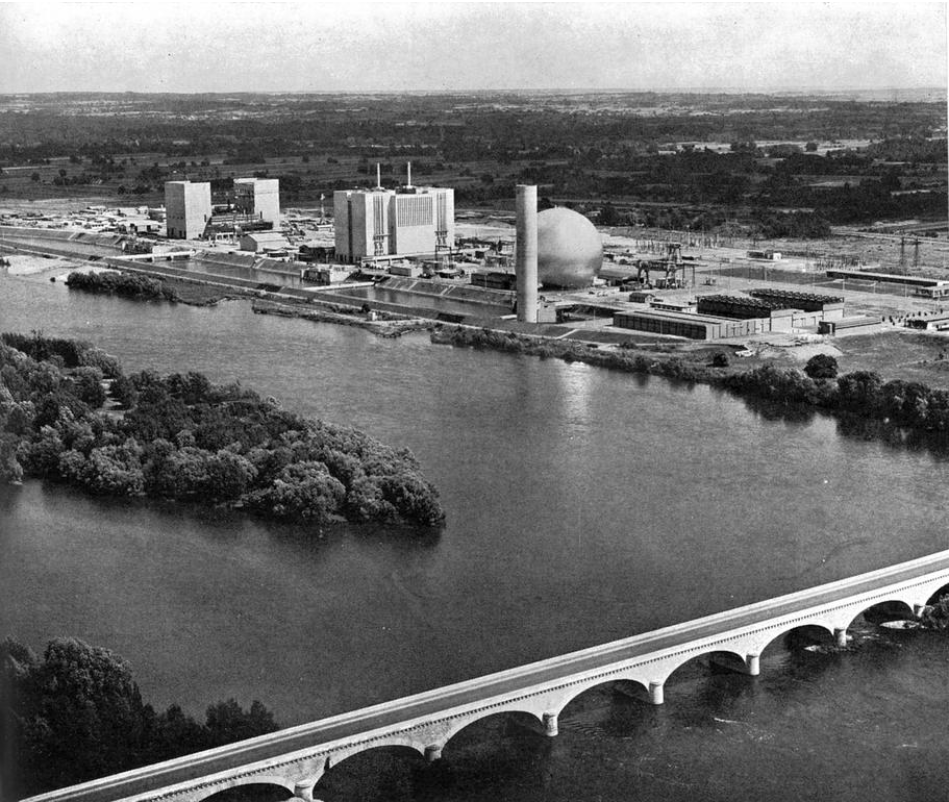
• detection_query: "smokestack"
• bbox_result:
[516,185,538,323]
[406,161,412,188]
[376,163,382,190]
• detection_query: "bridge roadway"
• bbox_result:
[27,548,949,802]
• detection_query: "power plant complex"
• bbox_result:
[4,167,878,345]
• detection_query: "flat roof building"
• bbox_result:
[334,165,454,264]
[165,181,212,240]
[239,231,291,254]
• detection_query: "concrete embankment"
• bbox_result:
[251,300,432,338]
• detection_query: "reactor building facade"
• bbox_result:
[334,164,454,263]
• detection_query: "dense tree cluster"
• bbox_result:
[0,333,444,527]
[65,271,180,302]
[721,366,949,430]
[0,637,279,797]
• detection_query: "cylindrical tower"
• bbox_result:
[516,184,538,323]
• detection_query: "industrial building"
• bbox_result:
[165,181,212,240]
[334,164,454,264]
[234,178,281,226]
[165,178,281,241]
[747,289,844,312]
[615,292,848,341]
[239,231,291,255]
[613,309,772,340]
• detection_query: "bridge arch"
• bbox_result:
[193,778,295,802]
[849,598,916,629]
[659,646,752,687]
[553,675,652,715]
[441,707,545,751]
[925,582,949,605]
[760,622,836,657]
[313,744,428,801]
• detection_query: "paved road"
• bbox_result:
[31,551,949,802]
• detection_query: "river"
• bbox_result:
[1,267,947,801]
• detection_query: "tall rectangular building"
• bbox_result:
[334,184,454,264]
[334,188,393,262]
[164,181,212,240]
[234,178,281,226]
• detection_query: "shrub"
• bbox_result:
[804,353,839,380]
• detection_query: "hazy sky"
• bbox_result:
[0,2,946,94]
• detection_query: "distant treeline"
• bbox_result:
[0,332,444,527]
[0,636,279,797]
[1,92,944,226]
[1,93,943,164]
[65,270,179,302]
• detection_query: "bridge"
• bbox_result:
[26,549,949,802]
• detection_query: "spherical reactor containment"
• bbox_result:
[536,207,603,288]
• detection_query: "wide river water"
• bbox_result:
[1,267,948,801]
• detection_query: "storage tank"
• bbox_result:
[537,208,603,288]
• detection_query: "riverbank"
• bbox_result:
[251,299,433,338]
[431,325,949,437]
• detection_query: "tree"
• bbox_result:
[0,637,282,797]
[837,370,883,415]
[30,172,40,182]
[15,638,151,792]
[255,461,346,522]
[598,202,621,227]
[204,699,278,747]
[804,353,839,380]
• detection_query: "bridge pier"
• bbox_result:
[746,653,761,676]
[649,682,664,705]
[424,744,443,763]
[834,628,849,647]
[543,712,559,737]
[292,781,317,802]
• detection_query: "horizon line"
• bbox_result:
[1,87,946,97]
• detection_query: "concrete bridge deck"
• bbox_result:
[24,549,949,802]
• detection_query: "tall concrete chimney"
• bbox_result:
[516,184,538,323]
[406,161,413,188]
[376,163,382,190]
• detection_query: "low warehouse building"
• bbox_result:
[818,316,880,335]
[905,313,949,331]
[240,231,292,254]
[613,310,768,340]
